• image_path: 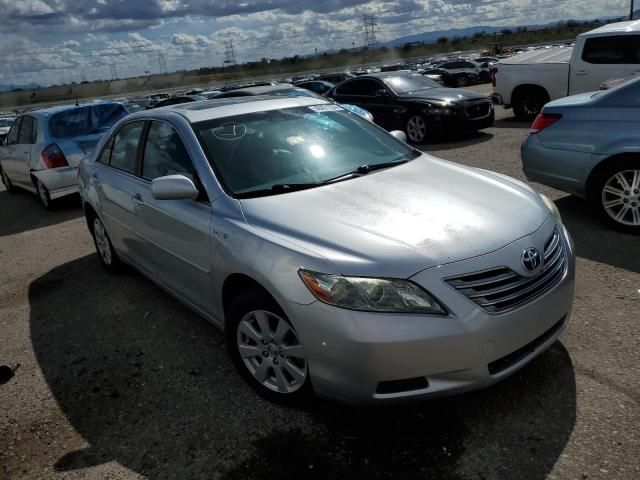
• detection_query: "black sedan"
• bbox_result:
[294,80,335,95]
[327,72,494,143]
[422,67,479,88]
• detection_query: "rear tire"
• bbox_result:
[35,178,54,210]
[90,216,123,273]
[588,157,640,234]
[226,288,311,404]
[1,167,16,194]
[512,87,550,121]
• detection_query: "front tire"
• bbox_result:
[226,288,310,403]
[455,76,468,87]
[405,114,428,144]
[589,158,640,234]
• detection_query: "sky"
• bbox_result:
[0,0,631,86]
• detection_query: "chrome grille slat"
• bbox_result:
[475,257,565,307]
[445,228,566,314]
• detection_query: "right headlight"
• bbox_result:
[539,193,563,225]
[299,270,446,314]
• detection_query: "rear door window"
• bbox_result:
[141,121,196,181]
[18,116,35,144]
[582,35,640,64]
[109,122,144,174]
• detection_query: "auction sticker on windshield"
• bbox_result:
[308,104,343,112]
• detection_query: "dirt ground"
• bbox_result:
[1,84,639,479]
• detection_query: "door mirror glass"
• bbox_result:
[151,174,199,200]
[390,130,407,143]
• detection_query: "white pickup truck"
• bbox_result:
[492,20,640,120]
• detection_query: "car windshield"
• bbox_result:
[383,75,440,94]
[194,105,416,198]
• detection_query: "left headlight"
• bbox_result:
[539,193,563,225]
[299,270,447,314]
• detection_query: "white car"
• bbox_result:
[492,20,640,120]
[0,103,129,209]
[0,116,16,144]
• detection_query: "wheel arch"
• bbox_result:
[221,273,279,329]
[585,153,640,199]
[511,84,550,105]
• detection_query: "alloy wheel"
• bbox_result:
[236,310,307,394]
[93,218,113,266]
[601,169,640,226]
[406,115,427,143]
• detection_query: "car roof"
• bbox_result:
[19,102,123,118]
[221,84,295,95]
[580,20,640,37]
[129,95,330,123]
[353,72,424,80]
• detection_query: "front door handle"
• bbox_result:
[132,193,144,206]
[574,70,588,76]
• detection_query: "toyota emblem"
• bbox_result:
[521,247,541,273]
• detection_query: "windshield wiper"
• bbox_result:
[235,160,410,199]
[323,159,409,184]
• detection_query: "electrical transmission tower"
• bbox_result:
[80,71,87,83]
[109,64,118,80]
[223,40,236,66]
[158,53,168,74]
[362,14,377,48]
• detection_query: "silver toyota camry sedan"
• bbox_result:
[78,96,575,404]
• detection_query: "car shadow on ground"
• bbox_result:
[0,189,82,237]
[419,132,494,152]
[492,117,531,129]
[29,254,576,480]
[556,195,640,274]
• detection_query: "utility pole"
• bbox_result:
[631,0,635,20]
[223,40,236,67]
[362,14,377,48]
[158,53,168,74]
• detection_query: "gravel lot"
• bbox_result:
[1,84,638,480]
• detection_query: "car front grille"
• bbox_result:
[465,101,491,119]
[445,229,566,314]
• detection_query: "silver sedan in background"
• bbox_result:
[522,76,640,234]
[79,96,575,404]
[0,102,129,209]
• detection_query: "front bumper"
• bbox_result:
[431,108,495,134]
[285,221,575,404]
[31,166,79,200]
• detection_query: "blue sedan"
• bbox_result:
[522,77,640,233]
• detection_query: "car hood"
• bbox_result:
[398,87,487,103]
[239,155,549,278]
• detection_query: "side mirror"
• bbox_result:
[151,174,199,200]
[375,89,389,97]
[390,130,407,143]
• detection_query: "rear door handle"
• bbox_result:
[575,71,588,76]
